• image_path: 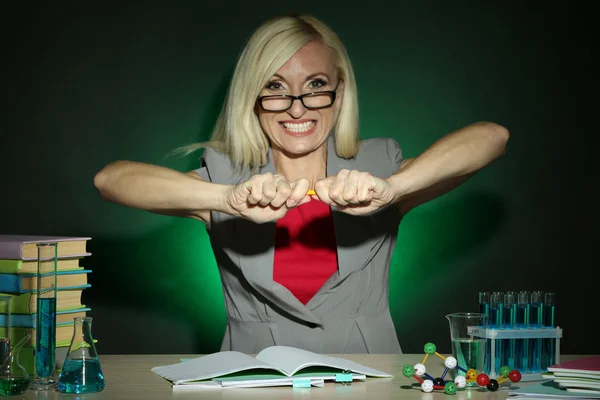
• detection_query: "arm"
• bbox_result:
[93,161,231,224]
[388,121,509,215]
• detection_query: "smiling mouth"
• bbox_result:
[279,120,317,135]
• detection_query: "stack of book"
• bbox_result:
[509,356,600,399]
[546,356,600,393]
[0,234,93,375]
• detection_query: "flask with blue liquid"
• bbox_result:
[57,317,105,394]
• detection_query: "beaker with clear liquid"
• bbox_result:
[446,312,488,387]
[57,317,104,394]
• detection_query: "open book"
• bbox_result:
[151,345,393,389]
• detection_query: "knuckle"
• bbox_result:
[315,180,327,190]
[279,187,292,197]
[342,193,355,202]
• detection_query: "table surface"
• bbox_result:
[9,354,589,400]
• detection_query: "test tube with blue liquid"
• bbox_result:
[479,292,490,317]
[515,291,530,372]
[478,292,491,373]
[528,291,544,373]
[31,243,58,391]
[502,292,517,369]
[489,292,504,374]
[542,292,556,370]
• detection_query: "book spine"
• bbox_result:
[0,242,23,260]
[0,274,23,293]
[0,313,34,328]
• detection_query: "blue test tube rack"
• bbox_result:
[467,325,563,381]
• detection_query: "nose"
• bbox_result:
[287,97,307,119]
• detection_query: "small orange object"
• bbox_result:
[466,369,478,380]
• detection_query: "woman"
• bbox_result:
[94,14,509,354]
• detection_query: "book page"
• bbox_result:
[151,351,287,384]
[255,346,393,377]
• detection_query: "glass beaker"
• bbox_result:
[57,317,104,394]
[0,333,31,396]
[31,243,58,391]
[446,312,488,387]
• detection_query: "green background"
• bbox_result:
[2,1,595,354]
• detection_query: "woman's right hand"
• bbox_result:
[225,173,311,223]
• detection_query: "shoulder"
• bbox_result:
[357,137,402,158]
[339,138,403,177]
[193,147,247,184]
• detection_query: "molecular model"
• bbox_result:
[402,342,522,394]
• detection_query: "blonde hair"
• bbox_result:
[177,14,360,169]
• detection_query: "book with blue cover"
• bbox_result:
[0,269,91,293]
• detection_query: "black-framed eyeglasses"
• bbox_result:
[256,82,340,112]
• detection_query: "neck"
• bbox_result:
[272,145,327,189]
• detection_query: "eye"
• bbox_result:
[265,81,285,91]
[309,78,328,90]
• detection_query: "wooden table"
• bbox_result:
[11,354,586,399]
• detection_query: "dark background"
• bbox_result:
[2,1,596,355]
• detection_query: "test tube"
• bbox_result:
[479,292,490,321]
[489,292,504,374]
[503,292,517,369]
[542,292,556,369]
[528,291,544,373]
[478,292,491,373]
[515,291,530,372]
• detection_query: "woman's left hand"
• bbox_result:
[313,169,396,215]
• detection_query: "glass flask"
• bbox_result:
[0,333,31,396]
[57,317,105,394]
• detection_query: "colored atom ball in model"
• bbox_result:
[445,356,458,369]
[402,365,415,377]
[477,373,490,386]
[421,380,434,393]
[424,342,437,354]
[454,375,467,389]
[499,366,511,377]
[466,369,478,380]
[509,370,522,382]
[486,379,499,392]
[444,382,458,395]
[433,377,445,387]
[413,363,426,377]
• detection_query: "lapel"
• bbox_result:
[233,136,375,322]
[305,136,376,310]
[234,146,322,325]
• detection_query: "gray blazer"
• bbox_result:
[194,136,405,354]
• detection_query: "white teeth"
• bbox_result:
[281,121,315,133]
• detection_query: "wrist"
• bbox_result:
[386,170,418,203]
[211,184,236,215]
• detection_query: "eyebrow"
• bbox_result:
[270,72,332,82]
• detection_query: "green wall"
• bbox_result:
[2,2,594,354]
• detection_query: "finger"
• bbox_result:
[245,178,264,205]
[296,195,312,206]
[357,172,375,203]
[271,179,292,208]
[258,174,278,206]
[342,170,361,204]
[329,169,350,206]
[314,178,334,206]
[286,178,310,207]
